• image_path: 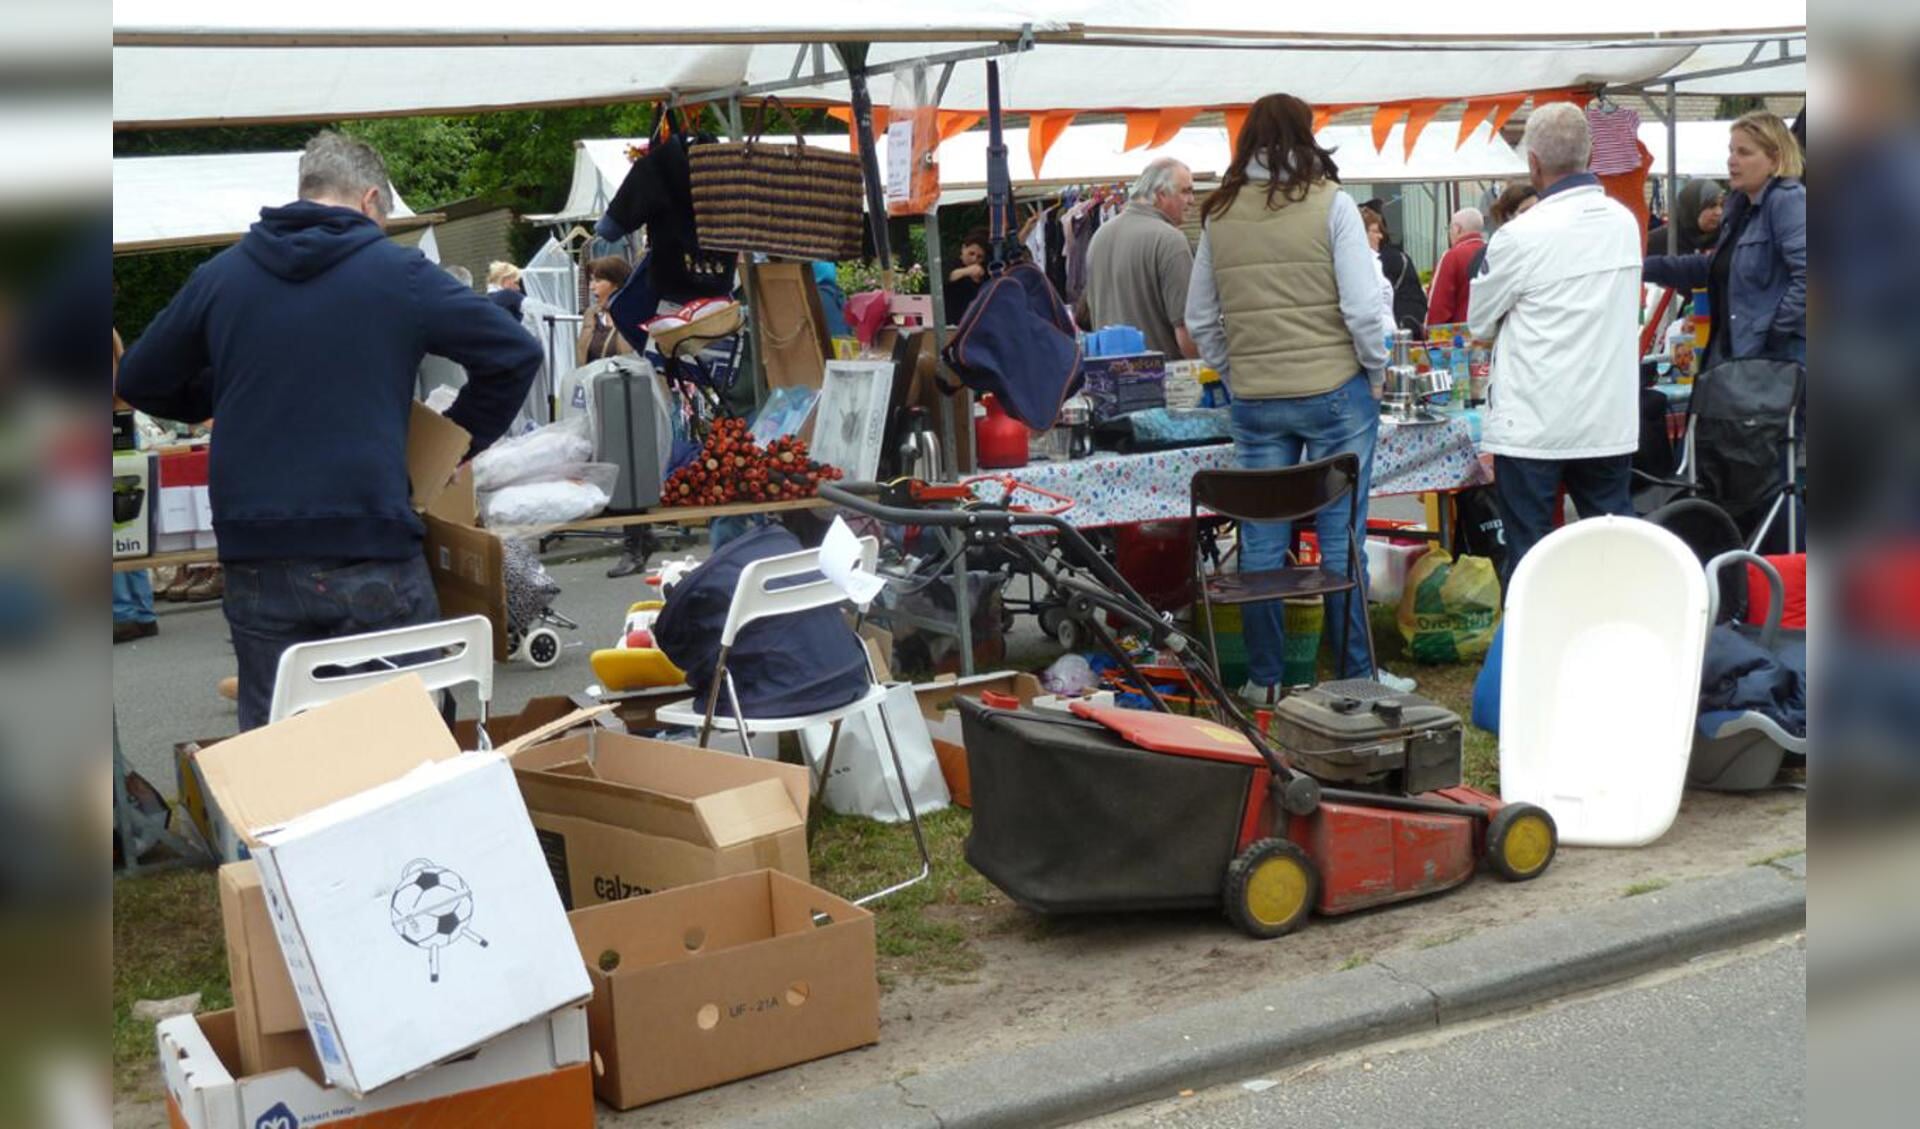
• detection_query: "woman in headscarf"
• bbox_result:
[1647,179,1727,255]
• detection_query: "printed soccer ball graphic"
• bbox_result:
[389,858,488,983]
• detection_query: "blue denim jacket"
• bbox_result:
[1645,177,1807,362]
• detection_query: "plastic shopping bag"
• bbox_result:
[800,683,952,822]
[1396,548,1501,663]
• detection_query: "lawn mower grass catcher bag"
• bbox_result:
[958,699,1252,913]
[653,524,869,718]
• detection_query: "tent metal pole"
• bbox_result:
[838,43,895,284]
[924,205,961,479]
[1666,84,1679,255]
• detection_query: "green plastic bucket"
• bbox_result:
[1204,602,1249,689]
[1281,597,1325,686]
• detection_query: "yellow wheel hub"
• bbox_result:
[1501,814,1553,876]
[1245,856,1309,926]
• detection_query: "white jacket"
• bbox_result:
[1467,182,1642,460]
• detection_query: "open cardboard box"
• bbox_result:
[409,404,515,661]
[511,730,811,911]
[158,1006,593,1129]
[453,695,622,752]
[569,870,878,1110]
[217,861,314,1079]
[913,672,1042,808]
[194,675,591,1096]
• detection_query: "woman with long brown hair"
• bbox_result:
[1185,92,1408,700]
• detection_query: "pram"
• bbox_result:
[1634,356,1804,553]
[501,539,578,668]
[819,479,1557,939]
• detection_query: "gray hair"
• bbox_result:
[1521,104,1592,179]
[444,264,474,289]
[1129,158,1190,204]
[1451,207,1485,234]
[298,130,394,216]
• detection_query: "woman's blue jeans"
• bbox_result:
[1228,374,1379,686]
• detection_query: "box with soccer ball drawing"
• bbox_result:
[157,1004,593,1129]
[193,675,592,1097]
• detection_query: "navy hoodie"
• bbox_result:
[117,202,541,562]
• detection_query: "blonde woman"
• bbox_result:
[486,260,525,320]
[1644,111,1806,363]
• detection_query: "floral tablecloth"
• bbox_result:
[976,413,1489,529]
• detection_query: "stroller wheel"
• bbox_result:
[1486,802,1557,881]
[1224,838,1318,939]
[522,627,562,669]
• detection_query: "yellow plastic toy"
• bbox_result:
[589,600,687,691]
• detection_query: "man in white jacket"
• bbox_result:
[1469,103,1643,577]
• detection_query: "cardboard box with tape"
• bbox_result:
[510,730,811,910]
[194,675,591,1095]
[569,870,878,1109]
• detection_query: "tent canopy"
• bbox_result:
[112,151,426,253]
[115,4,1805,126]
[1641,121,1749,179]
[529,121,1525,224]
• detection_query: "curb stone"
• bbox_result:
[723,862,1806,1129]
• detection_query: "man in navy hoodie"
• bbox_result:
[117,131,541,729]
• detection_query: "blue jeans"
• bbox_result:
[1492,454,1633,584]
[222,556,440,731]
[1229,375,1379,685]
[113,571,155,625]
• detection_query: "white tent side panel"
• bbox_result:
[113,151,416,251]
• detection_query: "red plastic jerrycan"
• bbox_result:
[975,394,1030,470]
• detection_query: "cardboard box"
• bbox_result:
[570,870,878,1109]
[195,676,592,1096]
[452,695,621,753]
[1081,352,1168,422]
[112,450,153,559]
[913,672,1042,808]
[512,731,811,911]
[406,402,472,515]
[159,1006,593,1129]
[424,514,510,662]
[217,862,312,1078]
[154,448,209,553]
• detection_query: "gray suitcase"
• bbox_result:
[581,357,672,514]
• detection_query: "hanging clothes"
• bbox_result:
[1586,104,1645,177]
[1597,140,1655,248]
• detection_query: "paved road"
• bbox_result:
[1087,937,1805,1129]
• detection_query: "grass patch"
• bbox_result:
[1338,953,1372,971]
[113,868,232,1093]
[1750,846,1806,868]
[809,806,991,979]
[1767,804,1798,817]
[1622,879,1671,898]
[1415,927,1474,950]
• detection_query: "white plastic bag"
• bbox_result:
[471,415,594,493]
[801,683,951,822]
[479,463,618,528]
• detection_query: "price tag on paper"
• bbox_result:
[885,120,914,204]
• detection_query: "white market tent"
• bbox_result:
[114,4,1806,126]
[1641,121,1741,179]
[534,121,1524,224]
[112,151,430,253]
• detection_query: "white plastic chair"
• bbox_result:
[654,535,930,904]
[268,615,496,746]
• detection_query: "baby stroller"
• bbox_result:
[1634,357,1804,553]
[819,479,1557,939]
[501,539,578,668]
[1690,550,1807,790]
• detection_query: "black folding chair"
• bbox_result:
[1191,453,1375,687]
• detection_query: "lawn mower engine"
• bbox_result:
[1268,679,1463,795]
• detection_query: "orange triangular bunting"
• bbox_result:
[937,112,982,142]
[1223,107,1250,153]
[1151,107,1202,148]
[1372,105,1410,153]
[1029,112,1076,176]
[1488,96,1528,137]
[1402,101,1444,159]
[1123,111,1157,152]
[1456,100,1496,149]
[1312,107,1333,135]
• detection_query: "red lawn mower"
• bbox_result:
[820,479,1557,938]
